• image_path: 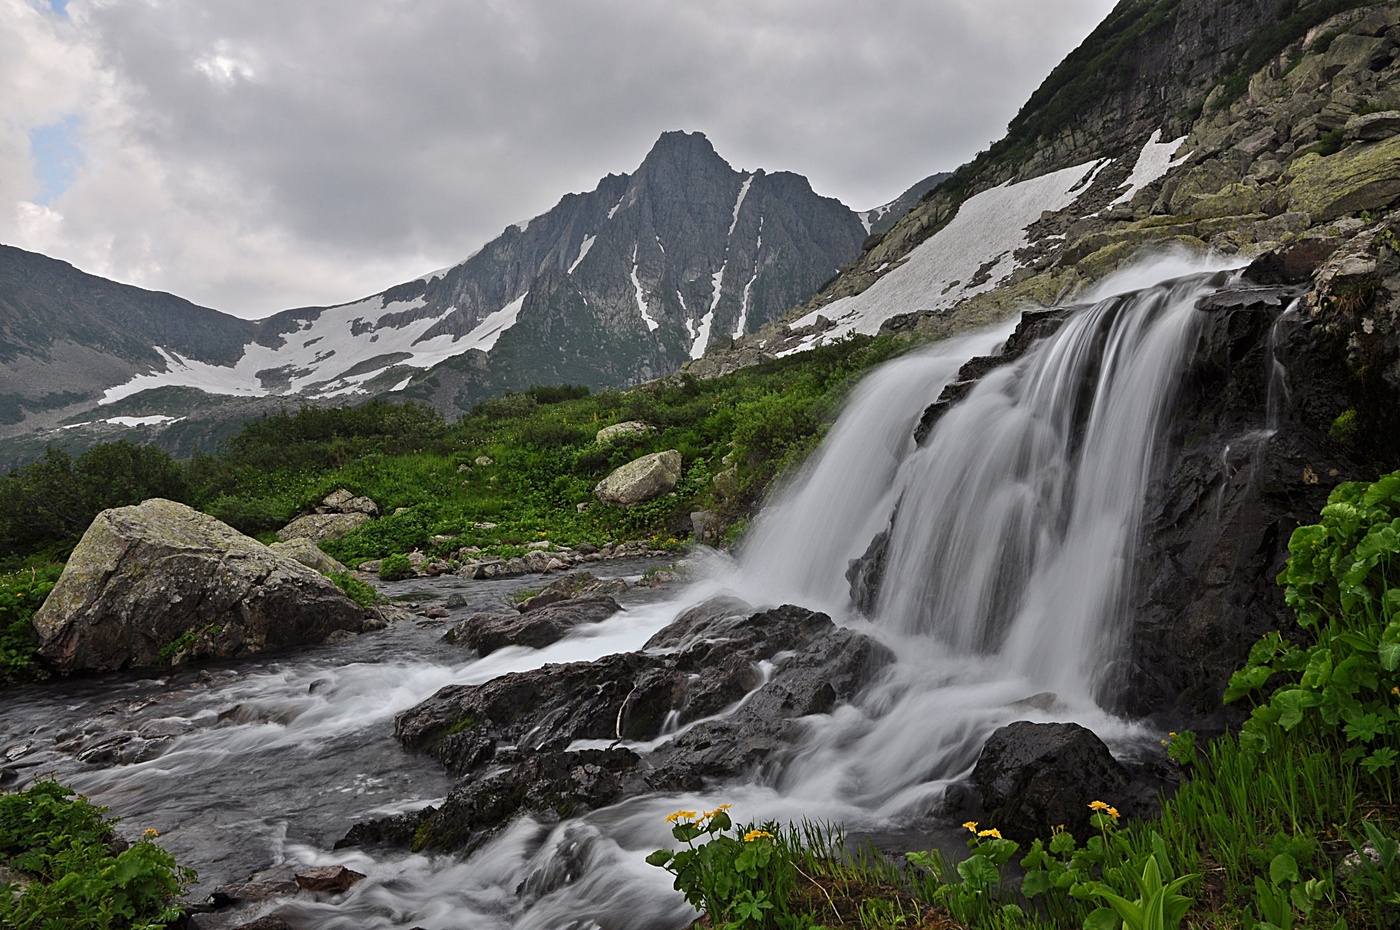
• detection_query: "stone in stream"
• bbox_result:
[294,864,366,893]
[31,499,373,674]
[442,595,623,656]
[970,721,1130,843]
[348,600,894,853]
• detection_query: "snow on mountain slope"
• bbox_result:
[100,288,525,405]
[788,159,1109,344]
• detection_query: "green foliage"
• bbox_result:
[0,442,187,563]
[0,564,62,683]
[1331,407,1360,444]
[907,824,1024,928]
[0,780,193,929]
[378,553,414,582]
[327,571,381,608]
[1339,820,1400,927]
[1225,469,1400,798]
[646,807,799,929]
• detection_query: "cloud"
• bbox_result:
[1,0,1117,318]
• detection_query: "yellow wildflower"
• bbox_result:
[702,804,733,819]
[962,821,978,833]
[1088,800,1109,812]
[142,828,159,839]
[665,810,699,824]
[977,828,1003,839]
[1106,807,1120,820]
[743,829,773,842]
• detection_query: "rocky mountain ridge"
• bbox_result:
[0,131,931,464]
[688,0,1400,375]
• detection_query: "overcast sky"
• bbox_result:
[3,0,1118,319]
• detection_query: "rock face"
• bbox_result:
[971,722,1130,843]
[351,600,892,853]
[594,450,682,505]
[32,499,371,673]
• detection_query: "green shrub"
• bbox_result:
[0,780,193,929]
[0,564,63,683]
[327,571,381,608]
[378,553,414,582]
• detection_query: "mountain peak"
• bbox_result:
[637,130,730,175]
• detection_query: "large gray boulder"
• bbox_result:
[594,450,682,506]
[33,499,371,673]
[275,511,370,543]
[267,537,349,575]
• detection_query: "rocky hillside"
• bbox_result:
[689,0,1400,373]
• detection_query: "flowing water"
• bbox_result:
[0,254,1251,928]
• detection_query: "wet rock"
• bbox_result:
[228,917,297,930]
[594,450,682,506]
[971,721,1130,843]
[294,865,366,893]
[409,749,640,853]
[846,528,890,616]
[443,595,622,656]
[517,573,628,612]
[32,499,370,674]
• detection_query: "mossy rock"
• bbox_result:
[1284,136,1400,221]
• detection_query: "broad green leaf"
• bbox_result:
[956,853,1000,889]
[1269,852,1299,886]
[1083,907,1119,930]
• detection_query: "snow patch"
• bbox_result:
[460,293,527,353]
[793,159,1107,340]
[568,235,595,274]
[728,174,753,237]
[389,375,414,392]
[1110,130,1189,207]
[734,218,764,338]
[607,196,624,220]
[631,247,659,332]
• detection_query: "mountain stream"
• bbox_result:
[0,254,1247,928]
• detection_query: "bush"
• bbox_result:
[327,571,381,608]
[0,780,194,928]
[378,553,414,582]
[0,564,63,683]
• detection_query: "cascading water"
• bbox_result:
[0,254,1253,929]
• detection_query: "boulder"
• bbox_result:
[1344,110,1400,143]
[595,421,652,445]
[267,538,349,575]
[32,499,370,673]
[444,595,622,656]
[594,450,682,506]
[294,865,365,893]
[317,488,379,516]
[275,511,370,543]
[516,572,628,612]
[970,721,1129,843]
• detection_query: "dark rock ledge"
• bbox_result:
[338,598,893,855]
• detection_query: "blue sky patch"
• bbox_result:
[30,116,83,205]
[49,0,69,16]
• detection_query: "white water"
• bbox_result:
[1,256,1248,928]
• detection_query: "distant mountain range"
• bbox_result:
[0,130,943,464]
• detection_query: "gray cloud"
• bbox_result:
[3,0,1117,317]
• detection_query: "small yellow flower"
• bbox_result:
[1168,731,1178,739]
[977,828,1003,839]
[1052,824,1066,834]
[1088,800,1109,812]
[743,829,773,842]
[665,810,699,824]
[142,828,159,839]
[702,804,732,819]
[1392,686,1399,695]
[962,821,978,833]
[1106,807,1120,821]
